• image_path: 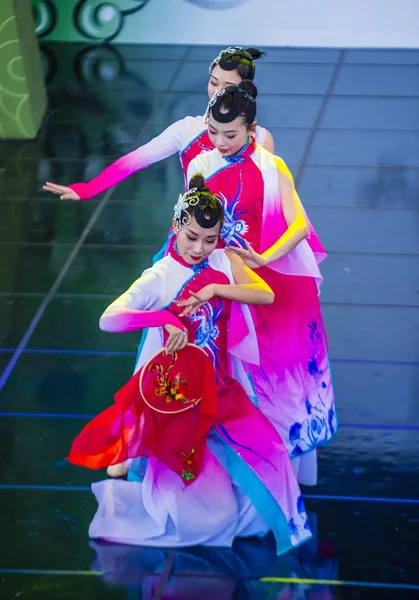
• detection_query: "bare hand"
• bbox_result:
[164,324,188,354]
[43,181,80,201]
[176,285,215,317]
[227,240,267,269]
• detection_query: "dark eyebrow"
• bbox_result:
[187,228,217,240]
[209,125,238,134]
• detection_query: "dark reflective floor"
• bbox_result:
[1,43,419,599]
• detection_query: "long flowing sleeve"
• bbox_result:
[68,118,190,200]
[100,268,184,333]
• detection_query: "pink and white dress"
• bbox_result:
[86,247,312,554]
[185,140,337,486]
[68,116,268,199]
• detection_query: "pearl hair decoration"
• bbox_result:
[173,188,200,230]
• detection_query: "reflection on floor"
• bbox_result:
[0,42,418,598]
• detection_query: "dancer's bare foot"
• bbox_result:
[107,463,129,478]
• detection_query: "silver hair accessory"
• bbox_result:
[208,45,243,74]
[204,88,228,122]
[173,187,200,230]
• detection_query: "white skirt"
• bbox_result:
[89,445,269,548]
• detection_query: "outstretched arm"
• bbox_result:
[43,118,187,201]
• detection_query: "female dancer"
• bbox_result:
[181,81,336,487]
[68,176,312,554]
[43,46,274,201]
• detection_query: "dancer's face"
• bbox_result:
[207,113,252,157]
[174,216,220,265]
[208,64,242,98]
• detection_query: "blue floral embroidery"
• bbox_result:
[288,518,299,537]
[288,495,311,541]
[287,315,335,453]
[308,352,323,377]
[188,298,223,367]
[219,182,248,248]
[289,422,302,443]
[307,320,327,389]
[297,495,305,514]
[288,313,336,454]
[297,495,312,532]
[289,397,335,456]
[307,318,322,343]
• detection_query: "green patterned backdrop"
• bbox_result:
[32,0,153,42]
[31,1,248,43]
[0,0,46,138]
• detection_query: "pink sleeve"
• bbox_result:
[67,118,188,200]
[99,269,184,333]
[100,308,184,333]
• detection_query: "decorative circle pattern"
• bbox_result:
[0,12,30,137]
[74,0,151,42]
[74,45,124,85]
[32,0,57,37]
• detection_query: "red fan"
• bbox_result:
[139,345,208,415]
[69,344,219,483]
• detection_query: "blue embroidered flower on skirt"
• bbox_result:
[289,397,336,455]
[307,318,322,343]
[308,352,324,377]
[288,495,311,541]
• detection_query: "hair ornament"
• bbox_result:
[173,188,199,230]
[208,45,244,74]
[204,88,228,122]
[205,83,256,124]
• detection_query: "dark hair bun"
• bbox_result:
[239,79,258,100]
[189,173,209,193]
[244,48,265,61]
